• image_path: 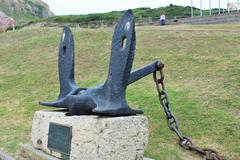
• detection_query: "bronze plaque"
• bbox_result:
[48,123,72,156]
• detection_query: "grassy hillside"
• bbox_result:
[0,2,37,23]
[0,0,54,24]
[39,5,223,24]
[0,24,240,160]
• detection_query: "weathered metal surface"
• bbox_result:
[48,123,72,155]
[40,10,162,116]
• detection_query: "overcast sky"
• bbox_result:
[43,0,236,15]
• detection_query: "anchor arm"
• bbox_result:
[127,60,162,85]
[39,26,81,108]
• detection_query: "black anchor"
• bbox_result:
[40,10,162,116]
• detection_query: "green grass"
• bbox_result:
[0,24,240,160]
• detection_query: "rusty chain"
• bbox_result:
[153,62,223,160]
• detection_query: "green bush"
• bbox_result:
[35,5,196,23]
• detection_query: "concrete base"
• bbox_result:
[31,110,149,160]
[20,144,154,160]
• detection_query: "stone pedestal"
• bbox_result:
[31,110,149,160]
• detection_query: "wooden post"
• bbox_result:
[101,20,104,28]
[148,17,152,24]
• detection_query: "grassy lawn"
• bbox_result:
[0,24,239,160]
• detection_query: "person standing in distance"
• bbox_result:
[160,14,166,25]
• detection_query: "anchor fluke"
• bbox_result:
[92,10,143,116]
[39,26,81,108]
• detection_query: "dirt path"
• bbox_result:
[137,28,240,32]
[0,150,14,160]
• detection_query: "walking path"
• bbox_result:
[0,150,14,160]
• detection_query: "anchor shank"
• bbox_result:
[127,60,161,85]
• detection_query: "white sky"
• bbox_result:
[43,0,237,15]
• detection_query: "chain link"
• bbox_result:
[153,62,223,160]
